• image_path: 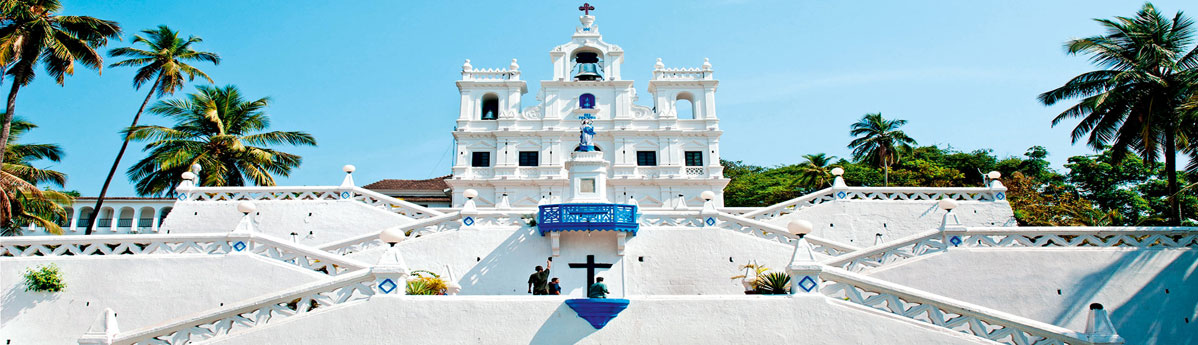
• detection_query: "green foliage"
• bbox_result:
[1065,151,1198,225]
[2,117,72,235]
[847,112,918,185]
[126,85,317,196]
[23,264,66,292]
[756,272,791,295]
[108,25,221,96]
[406,270,448,295]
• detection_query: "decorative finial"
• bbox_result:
[702,58,712,69]
[510,58,519,71]
[462,59,472,71]
[579,3,594,15]
[654,58,664,70]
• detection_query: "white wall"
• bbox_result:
[867,248,1197,345]
[770,201,1017,245]
[206,295,989,345]
[0,255,321,345]
[350,225,806,296]
[161,200,410,246]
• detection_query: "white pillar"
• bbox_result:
[107,208,117,233]
[77,308,119,345]
[151,208,161,232]
[130,208,142,233]
[68,207,81,233]
[1084,303,1124,344]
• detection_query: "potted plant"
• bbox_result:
[23,264,66,293]
[730,262,791,295]
[406,270,449,295]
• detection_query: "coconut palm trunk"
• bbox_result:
[0,81,22,167]
[85,76,162,234]
[1165,130,1180,225]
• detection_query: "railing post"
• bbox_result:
[938,200,965,249]
[461,189,479,229]
[1084,303,1125,344]
[372,231,409,296]
[831,167,848,201]
[338,165,356,201]
[786,220,822,295]
[987,171,1008,203]
[77,308,119,345]
[700,191,718,228]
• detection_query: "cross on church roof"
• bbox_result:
[579,3,595,15]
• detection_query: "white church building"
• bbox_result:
[1,6,1195,345]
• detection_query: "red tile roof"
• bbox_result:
[363,175,451,191]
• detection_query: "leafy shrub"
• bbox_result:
[406,270,448,295]
[23,264,66,292]
[756,271,791,294]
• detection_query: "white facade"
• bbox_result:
[447,15,728,208]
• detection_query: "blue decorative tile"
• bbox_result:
[463,217,474,226]
[378,278,397,294]
[836,191,846,199]
[233,241,246,252]
[177,193,188,201]
[705,217,716,226]
[949,236,962,247]
[995,192,1006,201]
[340,191,351,199]
[798,275,817,292]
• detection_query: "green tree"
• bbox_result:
[126,85,317,196]
[1,116,71,235]
[1038,3,1198,225]
[0,0,120,165]
[1005,171,1103,226]
[797,153,838,189]
[848,112,917,186]
[85,25,220,234]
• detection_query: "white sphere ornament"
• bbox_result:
[191,163,203,173]
[180,171,196,181]
[701,191,716,201]
[463,189,479,199]
[787,219,814,236]
[831,167,845,176]
[379,227,405,244]
[342,164,356,173]
[938,199,958,211]
[987,171,1001,179]
[237,201,257,214]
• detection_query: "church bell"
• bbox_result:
[573,52,605,81]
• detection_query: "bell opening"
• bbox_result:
[573,52,604,81]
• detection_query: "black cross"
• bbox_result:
[578,3,594,15]
[569,254,613,286]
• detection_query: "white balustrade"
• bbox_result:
[319,210,532,256]
[820,267,1091,345]
[175,186,443,220]
[468,167,495,178]
[823,230,946,272]
[742,186,1007,222]
[946,226,1198,249]
[0,234,368,276]
[652,68,711,81]
[113,270,377,345]
[712,212,857,257]
[741,188,836,221]
[518,167,540,178]
[638,211,703,227]
[461,67,519,81]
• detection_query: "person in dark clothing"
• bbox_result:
[527,258,552,295]
[549,278,562,295]
[588,276,609,298]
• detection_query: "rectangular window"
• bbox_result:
[685,151,703,166]
[471,152,490,167]
[636,151,657,166]
[519,151,539,167]
[580,178,596,193]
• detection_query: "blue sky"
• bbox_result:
[15,0,1194,196]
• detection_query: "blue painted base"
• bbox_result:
[564,298,630,329]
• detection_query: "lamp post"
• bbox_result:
[373,227,409,295]
[785,219,821,295]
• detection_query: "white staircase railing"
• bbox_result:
[741,186,1007,222]
[0,233,369,276]
[111,270,378,345]
[713,212,857,257]
[825,226,1198,273]
[820,267,1094,345]
[319,211,464,256]
[175,186,444,220]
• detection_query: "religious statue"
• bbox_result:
[579,115,596,152]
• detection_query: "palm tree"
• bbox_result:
[0,0,120,165]
[848,113,917,186]
[126,85,317,196]
[1,116,71,235]
[85,25,219,234]
[797,153,838,189]
[1038,3,1198,225]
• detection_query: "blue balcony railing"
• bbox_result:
[538,203,638,236]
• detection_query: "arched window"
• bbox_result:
[481,93,499,120]
[580,93,596,109]
[675,92,695,119]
